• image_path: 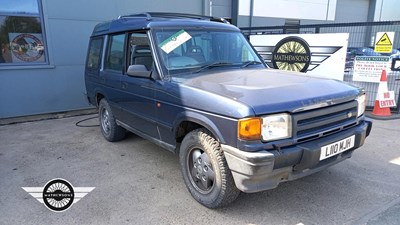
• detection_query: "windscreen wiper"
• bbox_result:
[240,60,262,68]
[193,61,234,73]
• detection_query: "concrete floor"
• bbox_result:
[0,115,399,225]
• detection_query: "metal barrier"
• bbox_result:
[241,21,400,112]
[344,71,400,112]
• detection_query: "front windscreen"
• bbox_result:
[152,28,263,78]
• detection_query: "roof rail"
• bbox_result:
[118,12,230,24]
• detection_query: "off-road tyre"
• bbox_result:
[179,128,240,208]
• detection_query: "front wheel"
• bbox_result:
[179,129,240,208]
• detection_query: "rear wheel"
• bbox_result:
[98,99,126,142]
[179,128,240,208]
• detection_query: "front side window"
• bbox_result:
[0,0,47,65]
[128,32,153,70]
[152,28,262,78]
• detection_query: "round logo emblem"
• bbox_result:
[42,179,74,212]
[10,33,44,62]
[272,36,311,72]
[347,112,353,118]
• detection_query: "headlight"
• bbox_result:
[261,113,292,141]
[356,94,366,117]
[238,113,292,141]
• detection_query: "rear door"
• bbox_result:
[100,33,126,118]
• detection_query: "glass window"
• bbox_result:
[153,28,262,77]
[0,0,47,66]
[0,0,39,14]
[105,34,125,72]
[128,32,153,70]
[86,38,103,71]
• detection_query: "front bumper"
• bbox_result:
[222,120,372,193]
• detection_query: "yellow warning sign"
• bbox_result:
[374,32,394,53]
[376,33,392,45]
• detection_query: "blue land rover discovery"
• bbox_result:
[85,13,372,208]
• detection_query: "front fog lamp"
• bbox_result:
[261,113,292,141]
[356,94,366,117]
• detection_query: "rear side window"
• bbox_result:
[86,37,103,71]
[105,34,125,72]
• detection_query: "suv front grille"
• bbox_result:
[293,101,358,143]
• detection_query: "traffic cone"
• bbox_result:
[372,70,392,116]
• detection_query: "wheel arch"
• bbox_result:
[174,111,226,147]
[95,91,106,107]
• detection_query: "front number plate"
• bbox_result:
[320,135,355,161]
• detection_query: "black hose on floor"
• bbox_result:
[75,115,99,127]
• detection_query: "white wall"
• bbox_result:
[211,0,232,18]
[237,0,370,27]
[374,0,400,21]
[239,0,337,21]
[334,0,369,22]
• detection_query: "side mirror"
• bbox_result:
[126,65,151,78]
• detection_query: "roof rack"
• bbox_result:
[118,12,230,24]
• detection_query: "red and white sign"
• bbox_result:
[379,91,396,108]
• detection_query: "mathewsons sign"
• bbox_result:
[250,33,348,81]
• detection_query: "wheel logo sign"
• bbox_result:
[22,178,95,212]
[272,36,311,72]
[254,37,342,73]
[43,179,74,211]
